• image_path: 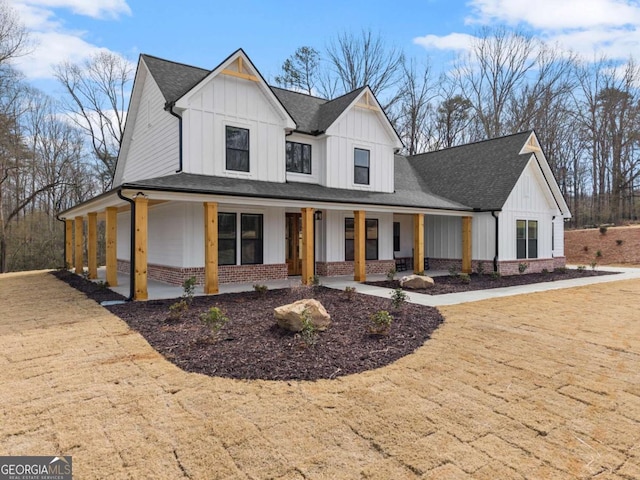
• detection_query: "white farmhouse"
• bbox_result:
[60,49,571,300]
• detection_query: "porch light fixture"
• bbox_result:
[314,210,323,221]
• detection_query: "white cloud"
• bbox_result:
[413,32,476,51]
[7,0,131,80]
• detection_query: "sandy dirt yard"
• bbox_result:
[1,271,639,479]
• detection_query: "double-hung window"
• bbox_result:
[241,214,263,265]
[226,126,249,172]
[218,213,237,265]
[286,141,312,174]
[345,218,378,261]
[354,148,370,185]
[217,213,264,265]
[516,220,538,259]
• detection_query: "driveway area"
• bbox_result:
[1,271,639,479]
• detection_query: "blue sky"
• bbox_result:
[8,0,640,96]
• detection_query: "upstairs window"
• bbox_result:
[286,141,312,174]
[517,219,538,259]
[354,148,370,185]
[226,126,249,172]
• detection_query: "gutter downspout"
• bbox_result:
[166,102,183,173]
[55,214,66,268]
[491,210,499,272]
[117,189,135,301]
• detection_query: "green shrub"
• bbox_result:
[475,261,485,276]
[343,286,357,301]
[577,265,586,273]
[386,267,397,281]
[541,268,549,275]
[310,275,321,286]
[182,276,197,304]
[200,307,229,336]
[168,299,188,321]
[253,284,268,297]
[590,261,597,271]
[370,310,393,335]
[490,271,501,281]
[458,273,471,284]
[596,250,602,258]
[390,288,409,309]
[518,262,529,274]
[554,266,567,274]
[299,309,318,347]
[448,265,459,277]
[599,225,608,235]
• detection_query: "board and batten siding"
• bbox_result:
[284,133,323,185]
[393,214,414,258]
[423,213,495,261]
[324,210,394,262]
[119,71,179,183]
[499,158,560,261]
[181,74,287,183]
[324,106,395,193]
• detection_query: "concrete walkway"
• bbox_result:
[2,271,640,478]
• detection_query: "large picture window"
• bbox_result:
[345,218,378,261]
[354,148,370,185]
[286,141,312,174]
[218,213,237,265]
[226,126,249,172]
[241,214,263,264]
[517,219,538,259]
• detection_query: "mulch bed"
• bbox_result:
[50,271,443,381]
[51,269,127,303]
[366,268,617,294]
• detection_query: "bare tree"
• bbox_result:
[0,0,29,65]
[54,51,132,189]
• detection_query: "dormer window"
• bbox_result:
[226,126,250,172]
[286,141,311,174]
[354,148,370,185]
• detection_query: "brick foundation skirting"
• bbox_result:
[315,260,396,276]
[117,259,288,285]
[426,257,567,275]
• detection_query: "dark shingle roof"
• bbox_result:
[123,159,468,211]
[141,54,209,105]
[407,131,533,210]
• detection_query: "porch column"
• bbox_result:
[354,210,366,282]
[74,216,83,274]
[301,207,315,285]
[87,212,98,279]
[134,195,148,301]
[204,202,219,294]
[462,216,472,274]
[64,220,73,269]
[105,207,118,287]
[413,213,424,273]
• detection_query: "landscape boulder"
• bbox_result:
[274,299,331,332]
[400,274,435,289]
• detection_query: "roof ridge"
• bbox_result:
[324,86,367,104]
[409,130,533,159]
[269,85,328,102]
[140,53,209,73]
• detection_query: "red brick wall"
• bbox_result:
[497,258,557,275]
[316,260,396,276]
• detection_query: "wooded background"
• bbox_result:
[1,1,638,272]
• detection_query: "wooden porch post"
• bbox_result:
[462,216,472,274]
[301,207,314,285]
[87,212,98,279]
[134,195,148,300]
[204,202,219,294]
[64,220,73,269]
[413,214,424,273]
[354,210,366,282]
[105,207,118,287]
[74,216,83,274]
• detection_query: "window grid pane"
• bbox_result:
[286,141,312,174]
[241,214,263,265]
[218,213,236,266]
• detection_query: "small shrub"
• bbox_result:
[518,262,529,274]
[310,275,321,286]
[448,265,459,277]
[616,239,624,246]
[590,261,597,271]
[490,271,501,280]
[599,225,608,235]
[182,276,197,304]
[583,245,589,252]
[200,307,229,336]
[577,265,586,273]
[541,268,549,275]
[475,261,485,276]
[458,273,471,284]
[95,280,109,289]
[386,267,397,281]
[596,250,602,258]
[390,288,409,309]
[299,309,318,347]
[168,299,188,321]
[343,286,357,301]
[253,284,268,297]
[554,266,567,274]
[370,310,393,335]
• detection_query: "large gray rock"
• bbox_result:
[274,299,331,332]
[400,274,435,289]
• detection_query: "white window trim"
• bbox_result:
[223,121,253,177]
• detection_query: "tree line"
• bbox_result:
[0,1,638,272]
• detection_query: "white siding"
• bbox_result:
[393,214,414,258]
[473,213,497,261]
[499,159,560,260]
[552,216,565,257]
[425,216,462,259]
[121,74,179,183]
[148,203,187,267]
[182,74,287,183]
[324,106,395,193]
[324,210,393,262]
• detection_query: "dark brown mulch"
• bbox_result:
[50,271,443,381]
[51,269,126,303]
[366,269,617,295]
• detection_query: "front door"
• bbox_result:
[285,213,302,275]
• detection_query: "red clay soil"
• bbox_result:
[565,224,640,266]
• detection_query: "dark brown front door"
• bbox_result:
[286,213,302,275]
